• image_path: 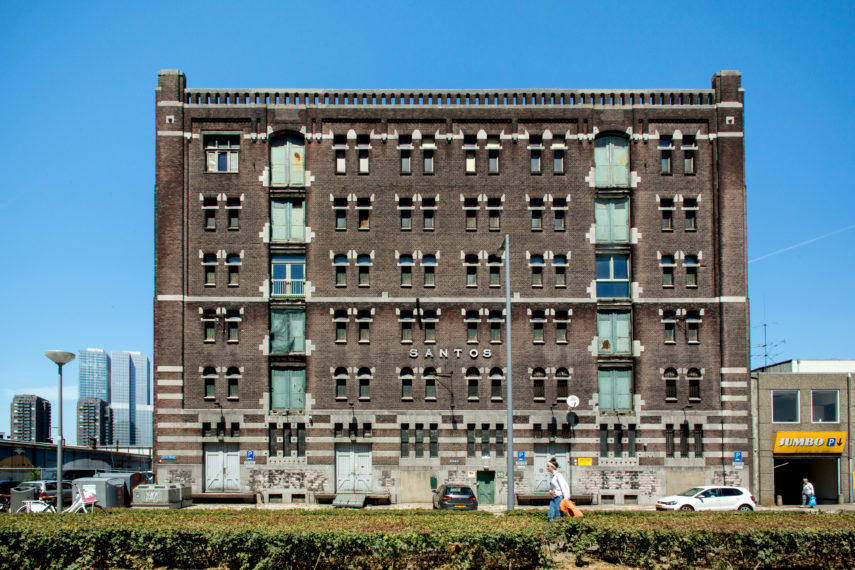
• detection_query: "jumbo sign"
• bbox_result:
[773,431,846,454]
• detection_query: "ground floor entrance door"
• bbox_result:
[533,444,570,492]
[773,456,840,505]
[204,443,240,492]
[335,443,372,493]
[476,470,495,504]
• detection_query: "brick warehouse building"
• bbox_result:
[154,70,750,505]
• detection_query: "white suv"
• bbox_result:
[656,485,756,511]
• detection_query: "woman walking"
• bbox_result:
[546,457,570,522]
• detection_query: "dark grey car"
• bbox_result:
[432,484,478,510]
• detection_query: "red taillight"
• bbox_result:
[751,495,756,503]
[38,492,49,500]
[442,496,452,501]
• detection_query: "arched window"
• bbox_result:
[556,368,570,399]
[334,367,348,399]
[594,135,629,188]
[530,254,544,287]
[399,254,414,286]
[226,253,241,286]
[270,133,305,187]
[664,367,678,400]
[334,254,348,286]
[203,367,217,398]
[400,367,414,400]
[490,368,504,400]
[422,254,437,286]
[423,367,437,400]
[226,367,240,399]
[357,367,371,399]
[357,254,371,286]
[466,367,480,400]
[532,368,546,400]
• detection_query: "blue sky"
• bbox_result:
[1,1,853,443]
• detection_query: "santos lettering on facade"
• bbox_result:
[773,431,847,454]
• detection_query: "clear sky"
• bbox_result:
[1,1,853,443]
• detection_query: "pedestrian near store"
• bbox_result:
[546,457,570,522]
[801,478,815,507]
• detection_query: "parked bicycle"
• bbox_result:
[16,483,108,514]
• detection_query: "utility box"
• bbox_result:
[132,484,192,509]
[10,487,36,513]
[73,478,124,509]
[94,472,145,506]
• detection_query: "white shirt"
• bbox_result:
[550,470,570,499]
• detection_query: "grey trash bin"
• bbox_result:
[10,487,36,513]
[73,478,124,508]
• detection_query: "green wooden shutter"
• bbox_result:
[598,370,614,409]
[271,368,290,409]
[290,369,306,410]
[615,370,632,410]
[271,139,287,185]
[271,200,287,240]
[612,137,629,187]
[289,137,305,186]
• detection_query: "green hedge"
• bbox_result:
[1,509,854,569]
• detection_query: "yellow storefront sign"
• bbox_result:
[577,458,593,466]
[773,431,846,454]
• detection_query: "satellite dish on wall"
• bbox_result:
[566,395,580,409]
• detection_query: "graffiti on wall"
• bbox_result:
[248,469,328,493]
[575,469,659,496]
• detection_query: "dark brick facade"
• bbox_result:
[155,71,750,504]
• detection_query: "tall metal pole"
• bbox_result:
[504,233,514,510]
[45,351,75,514]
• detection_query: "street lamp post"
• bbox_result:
[45,350,75,513]
[500,234,515,511]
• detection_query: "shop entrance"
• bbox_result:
[773,456,839,505]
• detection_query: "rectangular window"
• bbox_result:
[481,424,490,456]
[270,309,306,354]
[596,254,630,298]
[464,197,478,230]
[599,424,608,457]
[422,136,435,174]
[685,255,699,287]
[553,197,567,231]
[335,377,347,399]
[689,379,701,401]
[530,148,541,173]
[553,140,565,174]
[270,135,305,187]
[495,424,504,456]
[594,136,629,188]
[464,135,477,174]
[333,135,347,174]
[467,424,476,457]
[487,197,501,230]
[400,320,413,343]
[682,135,696,174]
[663,311,676,343]
[598,368,632,410]
[467,379,479,400]
[683,197,698,231]
[686,311,701,343]
[227,377,239,399]
[357,135,370,173]
[271,368,306,410]
[665,424,675,457]
[359,377,370,399]
[226,310,240,342]
[693,425,704,456]
[415,424,425,457]
[595,198,630,243]
[357,197,371,230]
[271,255,305,298]
[422,198,436,230]
[487,136,500,173]
[271,199,305,242]
[529,198,544,230]
[772,390,800,422]
[429,424,438,457]
[205,134,239,173]
[666,379,677,400]
[680,423,690,457]
[399,135,412,174]
[203,196,217,229]
[812,390,839,423]
[424,377,437,399]
[226,197,240,230]
[597,311,631,354]
[533,378,545,400]
[399,197,413,230]
[333,197,347,230]
[628,424,636,457]
[661,255,675,287]
[423,314,437,343]
[659,136,672,174]
[400,424,409,457]
[204,377,216,398]
[614,424,623,457]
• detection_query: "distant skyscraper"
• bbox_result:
[11,395,52,442]
[78,348,111,402]
[77,398,113,446]
[110,351,151,446]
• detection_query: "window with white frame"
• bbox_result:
[205,134,240,173]
[598,368,632,410]
[685,255,699,287]
[398,197,413,230]
[529,197,544,230]
[424,367,437,399]
[556,368,570,400]
[812,390,839,423]
[202,309,217,342]
[422,136,435,174]
[530,255,544,287]
[661,254,676,287]
[357,368,371,399]
[203,253,217,286]
[552,197,567,231]
[685,310,701,343]
[683,197,698,231]
[271,255,305,297]
[488,310,503,343]
[399,135,412,174]
[226,196,241,230]
[662,310,677,343]
[334,309,348,343]
[490,368,503,400]
[203,367,217,399]
[682,135,696,174]
[226,253,241,286]
[487,197,502,230]
[422,309,438,343]
[554,309,570,343]
[422,254,437,287]
[552,136,566,174]
[400,368,414,400]
[226,367,240,399]
[335,368,348,399]
[466,367,480,400]
[203,196,217,230]
[399,254,413,287]
[356,310,372,343]
[553,254,568,287]
[465,310,480,343]
[271,199,305,241]
[357,254,371,286]
[687,368,702,401]
[356,197,371,230]
[772,390,799,423]
[463,134,477,173]
[597,310,631,354]
[532,368,546,401]
[531,310,546,344]
[596,254,630,298]
[333,135,347,174]
[595,197,630,243]
[488,254,502,287]
[333,197,348,230]
[664,368,678,401]
[400,310,415,343]
[487,135,500,173]
[357,134,370,173]
[529,135,542,173]
[659,136,673,174]
[422,197,436,230]
[225,309,240,342]
[659,197,675,230]
[464,254,479,287]
[334,254,348,287]
[270,133,305,187]
[463,197,479,230]
[594,135,629,188]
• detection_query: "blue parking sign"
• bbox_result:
[517,451,526,463]
[246,450,255,461]
[734,451,743,462]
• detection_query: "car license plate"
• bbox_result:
[455,504,466,508]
